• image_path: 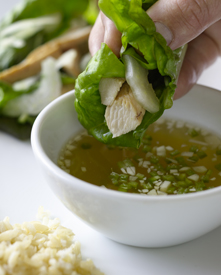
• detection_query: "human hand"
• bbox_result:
[89,0,221,99]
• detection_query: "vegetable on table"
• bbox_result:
[0,0,97,139]
[0,0,90,71]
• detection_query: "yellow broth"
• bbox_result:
[58,118,221,195]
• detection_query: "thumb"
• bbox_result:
[147,0,221,50]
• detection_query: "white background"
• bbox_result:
[1,1,221,275]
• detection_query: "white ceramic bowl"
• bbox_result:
[31,84,221,248]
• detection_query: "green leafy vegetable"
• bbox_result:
[0,79,39,110]
[0,78,38,138]
[2,57,61,117]
[0,15,61,71]
[83,0,99,25]
[0,0,89,71]
[75,43,139,147]
[75,0,186,148]
[0,0,90,140]
[0,0,89,31]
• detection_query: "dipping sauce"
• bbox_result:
[58,118,221,195]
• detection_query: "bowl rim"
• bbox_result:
[31,84,221,202]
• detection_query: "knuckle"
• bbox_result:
[175,0,210,32]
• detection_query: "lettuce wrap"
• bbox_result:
[0,0,98,139]
[75,0,186,148]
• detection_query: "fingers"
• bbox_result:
[147,0,221,98]
[89,12,122,57]
[147,0,221,50]
[101,12,122,57]
[89,13,105,56]
[90,1,221,56]
[204,19,221,55]
[174,20,221,99]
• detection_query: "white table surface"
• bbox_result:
[1,2,221,275]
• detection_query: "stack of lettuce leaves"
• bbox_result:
[75,0,187,148]
[0,0,97,139]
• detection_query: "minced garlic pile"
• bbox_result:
[0,207,104,275]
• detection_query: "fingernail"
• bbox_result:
[154,22,173,46]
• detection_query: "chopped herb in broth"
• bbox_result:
[58,118,221,195]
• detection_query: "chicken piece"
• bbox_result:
[0,26,92,84]
[105,83,145,138]
[99,77,125,106]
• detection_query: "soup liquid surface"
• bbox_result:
[58,118,221,195]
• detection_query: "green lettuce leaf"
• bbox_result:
[75,0,186,148]
[75,43,128,143]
